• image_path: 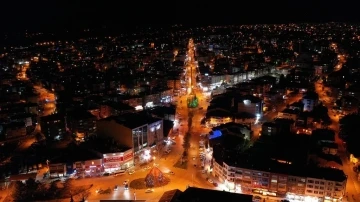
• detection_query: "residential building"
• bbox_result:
[302,91,319,112]
[235,95,264,117]
[40,113,66,140]
[67,110,97,142]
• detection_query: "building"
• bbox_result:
[40,114,66,140]
[102,148,134,172]
[99,101,135,118]
[48,148,103,178]
[158,187,253,202]
[302,91,319,112]
[211,122,252,140]
[67,110,97,142]
[97,112,164,163]
[150,105,176,121]
[3,122,26,139]
[211,140,347,202]
[235,95,264,118]
[261,122,278,136]
[205,108,233,127]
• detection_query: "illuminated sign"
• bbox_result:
[103,153,133,163]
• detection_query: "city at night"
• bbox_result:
[0,1,360,202]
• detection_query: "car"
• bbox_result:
[124,184,129,190]
[208,179,213,183]
[253,196,262,202]
[114,185,118,191]
[128,170,135,175]
[123,180,129,185]
[169,171,175,175]
[145,188,154,193]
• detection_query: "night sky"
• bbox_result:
[1,0,359,32]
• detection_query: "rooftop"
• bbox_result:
[101,111,162,129]
[179,187,253,202]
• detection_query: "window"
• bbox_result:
[307,185,313,188]
[271,179,277,183]
[308,180,314,183]
[306,190,313,193]
[315,181,319,184]
[315,186,319,189]
[319,191,324,195]
[314,191,318,194]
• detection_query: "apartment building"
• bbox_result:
[212,158,346,202]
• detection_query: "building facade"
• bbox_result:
[102,148,134,172]
[212,160,346,202]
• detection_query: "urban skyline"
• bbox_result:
[1,4,360,202]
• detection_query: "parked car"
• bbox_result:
[145,188,154,193]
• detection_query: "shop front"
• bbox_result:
[49,163,66,178]
[84,159,103,177]
[103,149,134,173]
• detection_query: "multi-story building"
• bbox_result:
[99,101,135,118]
[40,113,66,140]
[67,110,97,142]
[96,112,164,164]
[212,147,347,202]
[235,95,264,118]
[302,91,319,112]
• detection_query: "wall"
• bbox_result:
[303,98,316,112]
[96,119,133,148]
[277,112,297,121]
[147,120,164,146]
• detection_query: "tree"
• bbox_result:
[79,189,91,201]
[35,133,44,142]
[63,179,74,193]
[25,177,40,199]
[12,181,26,201]
[182,132,191,150]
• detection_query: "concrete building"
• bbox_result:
[302,91,319,112]
[235,95,264,118]
[67,110,97,142]
[97,112,164,163]
[40,113,66,140]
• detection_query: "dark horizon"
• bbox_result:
[2,0,360,33]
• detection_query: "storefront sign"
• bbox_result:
[104,156,123,163]
[103,153,133,163]
[123,153,133,161]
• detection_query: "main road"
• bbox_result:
[43,39,290,202]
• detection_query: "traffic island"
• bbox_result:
[130,167,170,189]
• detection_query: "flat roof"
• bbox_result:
[179,187,253,202]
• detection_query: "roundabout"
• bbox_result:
[129,167,171,189]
